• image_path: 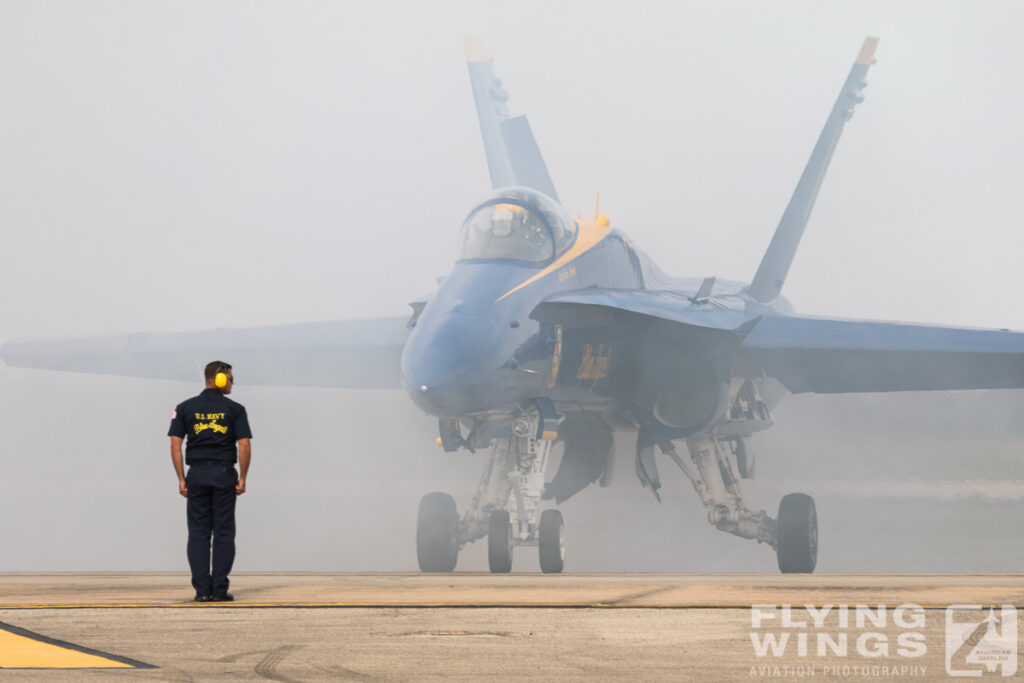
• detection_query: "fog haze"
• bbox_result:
[1,1,1022,572]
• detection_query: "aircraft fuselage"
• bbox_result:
[401,219,644,419]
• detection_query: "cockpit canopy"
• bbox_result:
[458,187,575,263]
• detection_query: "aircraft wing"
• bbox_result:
[536,288,758,332]
[536,289,1024,394]
[741,314,1024,393]
[0,317,409,389]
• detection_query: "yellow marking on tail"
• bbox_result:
[856,37,879,65]
[463,36,493,63]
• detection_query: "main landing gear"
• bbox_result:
[416,492,459,572]
[637,432,817,573]
[417,406,565,573]
[776,492,817,574]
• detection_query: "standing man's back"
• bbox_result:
[168,361,252,602]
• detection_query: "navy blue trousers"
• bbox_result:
[185,464,237,597]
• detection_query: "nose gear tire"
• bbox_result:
[487,509,514,573]
[538,509,566,573]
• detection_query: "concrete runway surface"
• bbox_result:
[1,573,1023,680]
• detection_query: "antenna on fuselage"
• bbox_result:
[593,191,611,228]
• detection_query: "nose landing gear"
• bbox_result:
[487,509,514,573]
[538,509,565,574]
[416,405,568,573]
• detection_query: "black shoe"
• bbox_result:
[194,594,212,602]
[210,593,234,602]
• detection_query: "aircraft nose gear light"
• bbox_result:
[512,415,532,437]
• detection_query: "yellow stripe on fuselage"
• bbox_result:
[495,219,612,302]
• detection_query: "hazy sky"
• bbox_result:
[2,0,1023,339]
[0,1,1022,572]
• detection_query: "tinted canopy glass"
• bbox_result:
[458,187,574,263]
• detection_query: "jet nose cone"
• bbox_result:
[406,381,461,416]
[401,312,503,417]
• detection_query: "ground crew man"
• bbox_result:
[168,361,252,602]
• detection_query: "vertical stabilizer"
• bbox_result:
[748,37,879,304]
[463,36,559,201]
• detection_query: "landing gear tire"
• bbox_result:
[488,510,513,573]
[538,509,565,574]
[417,492,459,572]
[776,493,817,574]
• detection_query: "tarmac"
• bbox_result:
[1,573,1022,680]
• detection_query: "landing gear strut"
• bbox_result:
[416,405,566,573]
[638,432,818,574]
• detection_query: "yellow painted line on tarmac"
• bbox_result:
[0,622,153,669]
[2,601,1020,610]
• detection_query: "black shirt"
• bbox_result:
[168,388,253,464]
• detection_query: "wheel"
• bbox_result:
[417,492,459,572]
[538,509,565,573]
[776,493,817,574]
[487,509,513,573]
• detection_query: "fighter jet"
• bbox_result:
[4,36,1023,574]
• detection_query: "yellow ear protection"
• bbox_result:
[214,364,229,389]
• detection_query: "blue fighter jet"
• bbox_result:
[5,36,1023,574]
